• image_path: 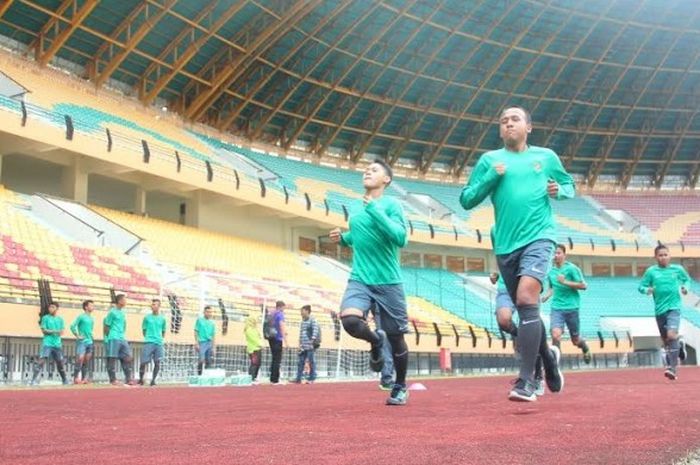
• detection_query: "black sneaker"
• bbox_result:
[508,378,537,402]
[543,345,564,393]
[583,348,592,365]
[369,330,387,372]
[679,340,686,362]
[150,380,157,387]
[137,379,145,386]
[664,368,677,380]
[386,384,409,406]
[379,382,394,391]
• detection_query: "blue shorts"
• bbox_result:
[656,310,681,339]
[340,280,409,335]
[495,289,515,313]
[40,346,64,361]
[198,340,214,362]
[106,339,132,359]
[75,341,94,357]
[550,310,581,338]
[496,239,555,302]
[141,343,164,363]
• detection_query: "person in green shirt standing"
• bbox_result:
[30,301,69,385]
[244,315,263,383]
[639,244,691,380]
[329,159,410,406]
[542,244,591,364]
[460,106,570,402]
[139,299,167,386]
[104,294,135,386]
[194,306,216,375]
[70,299,95,384]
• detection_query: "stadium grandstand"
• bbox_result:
[0,1,700,464]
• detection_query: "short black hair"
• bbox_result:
[204,305,212,311]
[49,301,59,308]
[115,294,126,303]
[500,106,532,124]
[556,244,567,253]
[151,298,161,305]
[275,300,285,309]
[82,300,93,310]
[372,159,393,185]
[654,244,668,255]
[301,304,311,313]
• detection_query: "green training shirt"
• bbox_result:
[460,146,575,255]
[548,261,585,311]
[142,313,166,345]
[638,264,690,315]
[340,196,407,285]
[40,314,64,348]
[104,307,127,342]
[194,317,216,343]
[70,313,94,344]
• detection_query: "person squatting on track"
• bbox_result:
[329,159,410,406]
[638,244,691,381]
[460,106,570,402]
[542,244,591,364]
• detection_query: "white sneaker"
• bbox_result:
[534,378,545,396]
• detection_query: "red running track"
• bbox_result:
[1,368,699,465]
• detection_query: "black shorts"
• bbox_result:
[340,280,409,335]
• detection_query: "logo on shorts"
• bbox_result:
[531,265,543,274]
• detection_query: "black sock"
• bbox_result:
[107,358,116,383]
[56,360,67,383]
[516,304,542,383]
[534,355,543,380]
[139,364,146,383]
[73,360,82,379]
[668,339,680,369]
[499,322,518,338]
[81,360,89,380]
[197,362,203,375]
[578,339,589,353]
[341,315,380,345]
[552,339,561,349]
[121,359,132,382]
[388,333,408,386]
[152,361,160,383]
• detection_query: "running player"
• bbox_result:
[542,244,591,363]
[638,244,690,380]
[70,299,95,384]
[329,159,410,406]
[139,299,166,386]
[30,301,69,385]
[104,294,135,386]
[194,306,216,375]
[461,106,569,402]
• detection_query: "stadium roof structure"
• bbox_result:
[1,0,700,188]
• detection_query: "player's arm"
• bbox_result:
[142,317,147,338]
[679,266,691,295]
[638,269,654,295]
[57,319,65,335]
[279,319,288,347]
[546,151,575,200]
[39,316,52,335]
[541,287,553,303]
[70,317,82,339]
[365,200,407,247]
[103,311,112,338]
[560,267,587,290]
[162,319,167,339]
[459,156,501,210]
[329,228,352,247]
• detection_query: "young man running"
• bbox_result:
[70,300,95,384]
[461,106,571,402]
[104,294,135,386]
[30,301,69,385]
[639,244,691,380]
[329,159,410,406]
[542,244,591,364]
[139,299,166,386]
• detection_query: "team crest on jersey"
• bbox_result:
[533,161,542,172]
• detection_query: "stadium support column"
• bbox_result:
[61,158,88,204]
[135,187,147,216]
[184,190,202,227]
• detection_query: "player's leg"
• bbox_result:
[550,312,564,349]
[81,345,93,383]
[204,344,213,369]
[294,349,306,383]
[31,346,49,384]
[664,311,681,380]
[51,348,68,384]
[307,349,317,383]
[151,345,163,386]
[339,281,385,371]
[495,293,518,339]
[374,285,410,406]
[73,342,85,383]
[248,350,261,381]
[118,341,133,384]
[655,314,670,368]
[269,339,283,383]
[139,344,153,385]
[567,312,590,364]
[375,311,394,389]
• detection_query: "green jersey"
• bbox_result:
[70,313,94,344]
[142,313,166,345]
[194,317,216,342]
[638,264,690,315]
[40,314,64,348]
[460,146,575,255]
[548,261,585,311]
[104,307,127,342]
[340,196,407,285]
